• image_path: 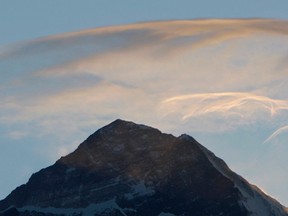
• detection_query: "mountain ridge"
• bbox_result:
[0,119,287,216]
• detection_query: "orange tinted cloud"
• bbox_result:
[1,19,288,134]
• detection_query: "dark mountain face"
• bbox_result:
[0,119,287,216]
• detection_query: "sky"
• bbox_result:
[2,0,288,45]
[1,0,288,207]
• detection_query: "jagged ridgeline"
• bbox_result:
[0,120,287,216]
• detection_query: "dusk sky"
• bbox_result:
[1,0,288,207]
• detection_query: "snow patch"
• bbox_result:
[132,180,154,195]
[125,180,154,200]
[91,182,118,192]
[158,212,176,216]
[19,198,128,216]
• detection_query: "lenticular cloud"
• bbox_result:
[1,19,288,135]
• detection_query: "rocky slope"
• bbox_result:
[0,119,287,216]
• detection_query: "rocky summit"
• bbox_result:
[0,119,287,216]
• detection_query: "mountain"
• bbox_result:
[0,119,287,216]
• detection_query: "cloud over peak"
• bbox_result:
[1,19,288,133]
[1,18,288,204]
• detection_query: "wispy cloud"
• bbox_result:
[162,92,288,119]
[158,92,288,133]
[264,125,288,144]
[7,131,29,139]
[1,19,288,135]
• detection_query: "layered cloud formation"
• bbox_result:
[1,19,288,204]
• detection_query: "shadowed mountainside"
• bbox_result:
[0,119,287,216]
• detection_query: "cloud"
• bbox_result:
[2,19,288,79]
[161,92,288,118]
[264,125,288,144]
[7,131,29,139]
[158,92,288,132]
[0,80,158,137]
[1,19,288,135]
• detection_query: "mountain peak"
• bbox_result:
[91,119,159,137]
[178,134,197,142]
[0,120,287,216]
[108,118,136,126]
[103,118,156,130]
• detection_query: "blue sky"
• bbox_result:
[1,0,288,207]
[1,0,288,45]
